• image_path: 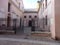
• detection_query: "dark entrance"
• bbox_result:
[20,18,21,27]
[28,20,32,27]
[31,19,35,31]
[13,19,17,34]
[7,15,11,27]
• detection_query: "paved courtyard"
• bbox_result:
[0,35,60,45]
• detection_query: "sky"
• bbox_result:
[23,0,39,9]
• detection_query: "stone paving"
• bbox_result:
[0,35,60,45]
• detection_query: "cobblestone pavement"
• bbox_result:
[0,35,60,45]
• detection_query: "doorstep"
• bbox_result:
[0,30,15,35]
[31,32,51,37]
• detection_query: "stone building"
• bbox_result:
[1,0,60,40]
[0,0,24,30]
[38,0,60,40]
[23,9,40,32]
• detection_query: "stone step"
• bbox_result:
[0,30,15,34]
[31,32,51,37]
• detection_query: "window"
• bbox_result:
[24,16,26,18]
[29,16,31,18]
[43,18,45,28]
[8,3,11,12]
[7,14,11,27]
[46,16,48,25]
[45,0,47,8]
[35,16,37,18]
[43,4,44,11]
[19,3,20,8]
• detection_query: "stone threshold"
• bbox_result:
[0,30,15,34]
[31,32,51,37]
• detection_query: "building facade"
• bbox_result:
[38,0,51,32]
[38,0,60,39]
[0,0,24,30]
[23,9,40,32]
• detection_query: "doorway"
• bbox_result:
[28,20,32,27]
[7,15,11,27]
[20,18,21,27]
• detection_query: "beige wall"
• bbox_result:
[48,0,60,40]
[11,0,24,12]
[9,0,24,27]
[50,0,55,39]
